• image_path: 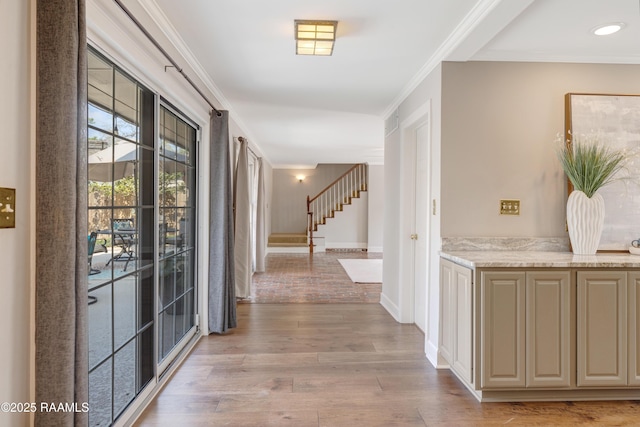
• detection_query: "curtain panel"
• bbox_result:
[233,139,252,298]
[208,111,237,333]
[255,158,266,273]
[35,0,89,425]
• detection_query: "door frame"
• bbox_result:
[397,101,432,326]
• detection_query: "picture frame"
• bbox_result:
[565,93,640,252]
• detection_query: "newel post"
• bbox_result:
[307,195,313,254]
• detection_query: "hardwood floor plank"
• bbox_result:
[318,408,426,427]
[134,256,640,426]
[292,375,382,392]
[136,410,319,426]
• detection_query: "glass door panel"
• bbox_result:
[87,48,155,426]
[157,103,197,368]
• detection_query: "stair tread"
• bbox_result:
[268,233,308,245]
[267,242,308,247]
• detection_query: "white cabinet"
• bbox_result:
[439,259,473,384]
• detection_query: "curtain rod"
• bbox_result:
[112,0,222,117]
[238,136,260,159]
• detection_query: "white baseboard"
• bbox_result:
[379,292,401,322]
[426,340,439,368]
[367,246,383,253]
[325,242,367,250]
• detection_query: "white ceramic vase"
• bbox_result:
[566,190,605,255]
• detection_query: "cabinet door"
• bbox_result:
[577,271,627,387]
[526,271,571,388]
[452,263,473,384]
[439,260,455,365]
[481,271,526,388]
[630,272,640,386]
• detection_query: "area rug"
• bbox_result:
[338,259,383,283]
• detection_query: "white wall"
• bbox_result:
[381,128,402,315]
[0,1,277,425]
[314,193,368,249]
[0,1,32,426]
[367,165,384,252]
[382,64,442,351]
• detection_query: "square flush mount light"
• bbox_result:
[295,20,338,56]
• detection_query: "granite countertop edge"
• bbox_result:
[439,250,640,269]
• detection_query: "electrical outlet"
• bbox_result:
[500,199,520,215]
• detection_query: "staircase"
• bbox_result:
[307,163,368,253]
[267,233,308,248]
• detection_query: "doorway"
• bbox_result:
[412,123,430,332]
[397,101,432,329]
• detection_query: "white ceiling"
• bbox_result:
[145,0,640,168]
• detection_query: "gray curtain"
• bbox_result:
[234,139,252,298]
[35,0,88,426]
[255,158,266,272]
[208,111,237,333]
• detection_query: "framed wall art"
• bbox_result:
[565,93,640,252]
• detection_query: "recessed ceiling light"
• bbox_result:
[592,22,625,36]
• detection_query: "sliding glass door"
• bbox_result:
[158,104,197,369]
[86,48,198,426]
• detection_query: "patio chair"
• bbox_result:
[106,218,137,271]
[88,232,99,305]
[164,218,185,252]
[88,231,100,275]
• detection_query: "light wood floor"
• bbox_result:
[134,303,640,426]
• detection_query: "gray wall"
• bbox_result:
[382,60,640,367]
[441,61,640,238]
[271,164,355,233]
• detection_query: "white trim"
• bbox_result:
[367,246,383,253]
[426,340,440,368]
[396,101,432,325]
[117,333,203,427]
[381,0,505,119]
[379,292,401,323]
[138,0,270,163]
[325,242,368,250]
[137,0,230,110]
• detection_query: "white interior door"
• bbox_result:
[413,123,429,332]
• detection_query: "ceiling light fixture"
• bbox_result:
[592,22,625,36]
[295,20,338,56]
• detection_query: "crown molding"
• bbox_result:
[137,0,231,111]
[381,0,508,120]
[136,0,270,164]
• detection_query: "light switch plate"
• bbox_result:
[0,188,16,228]
[500,199,520,215]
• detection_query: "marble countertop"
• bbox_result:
[440,250,640,269]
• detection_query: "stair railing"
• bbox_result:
[307,163,368,253]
